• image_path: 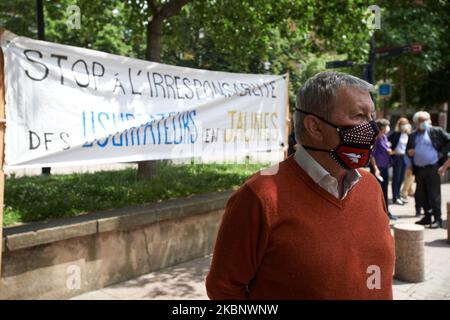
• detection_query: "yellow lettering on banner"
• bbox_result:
[224,110,279,143]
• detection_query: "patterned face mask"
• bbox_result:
[295,108,379,169]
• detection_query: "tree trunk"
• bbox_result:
[146,15,163,62]
[137,0,190,180]
[137,15,164,180]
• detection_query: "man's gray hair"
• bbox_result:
[412,110,431,123]
[294,71,374,143]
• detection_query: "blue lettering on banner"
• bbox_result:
[82,109,198,148]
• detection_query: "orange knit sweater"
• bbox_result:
[206,156,395,300]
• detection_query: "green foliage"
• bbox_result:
[0,0,143,57]
[163,0,371,73]
[44,0,140,57]
[162,0,372,107]
[1,0,447,226]
[0,0,447,109]
[4,162,265,226]
[0,0,379,110]
[376,0,450,109]
[0,0,38,38]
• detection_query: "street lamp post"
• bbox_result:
[36,0,51,175]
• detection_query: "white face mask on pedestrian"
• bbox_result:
[419,121,430,131]
[400,124,411,132]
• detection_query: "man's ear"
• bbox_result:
[303,116,324,141]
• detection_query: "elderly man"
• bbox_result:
[407,111,450,229]
[205,72,394,300]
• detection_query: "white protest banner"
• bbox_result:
[0,29,289,168]
[0,29,6,276]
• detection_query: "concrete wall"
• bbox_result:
[0,191,232,299]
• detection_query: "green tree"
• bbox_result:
[1,0,396,171]
[163,0,373,105]
[375,0,450,115]
[0,0,38,38]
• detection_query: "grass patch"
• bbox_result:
[4,162,265,227]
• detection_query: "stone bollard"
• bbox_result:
[447,202,450,244]
[393,224,425,283]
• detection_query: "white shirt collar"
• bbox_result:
[293,144,361,199]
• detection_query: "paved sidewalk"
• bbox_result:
[72,184,450,300]
[390,184,450,300]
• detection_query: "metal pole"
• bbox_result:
[36,0,45,40]
[369,34,376,85]
[369,33,377,114]
[36,0,51,175]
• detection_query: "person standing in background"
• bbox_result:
[407,111,450,228]
[371,118,397,220]
[388,118,411,205]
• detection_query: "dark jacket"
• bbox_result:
[387,131,402,151]
[406,126,450,172]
